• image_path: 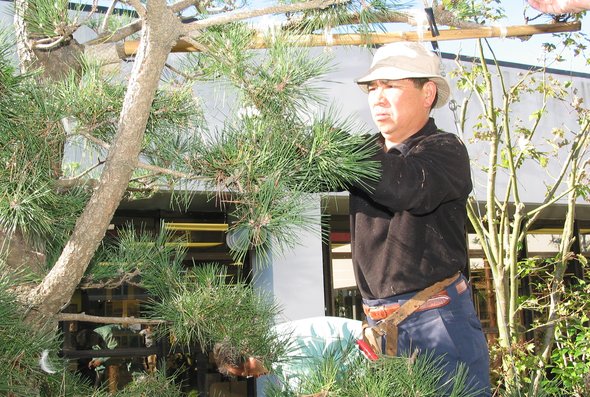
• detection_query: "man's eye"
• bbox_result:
[367,85,377,92]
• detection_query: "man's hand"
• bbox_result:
[88,359,103,369]
[223,357,268,378]
[527,0,589,13]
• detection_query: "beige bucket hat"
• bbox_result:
[356,41,451,108]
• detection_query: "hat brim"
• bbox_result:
[356,67,450,109]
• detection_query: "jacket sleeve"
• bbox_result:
[353,133,473,215]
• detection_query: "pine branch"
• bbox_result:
[99,0,119,34]
[170,0,202,13]
[86,0,208,45]
[432,4,485,29]
[70,118,201,181]
[183,0,349,34]
[284,5,481,30]
[143,263,285,364]
[56,311,164,325]
[184,28,379,262]
[86,19,143,45]
[0,270,95,394]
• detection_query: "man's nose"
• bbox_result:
[372,87,387,104]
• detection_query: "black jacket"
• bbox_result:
[350,118,472,299]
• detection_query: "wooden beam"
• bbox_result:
[121,22,581,56]
[61,347,160,359]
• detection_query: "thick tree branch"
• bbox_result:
[87,1,449,46]
[170,0,201,13]
[87,0,201,45]
[57,312,164,325]
[432,5,485,30]
[127,0,147,19]
[183,0,348,34]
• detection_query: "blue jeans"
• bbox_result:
[363,275,491,396]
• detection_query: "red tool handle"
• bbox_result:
[356,339,378,361]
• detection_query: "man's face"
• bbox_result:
[367,79,436,146]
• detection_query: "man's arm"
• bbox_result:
[528,0,589,13]
[352,133,472,215]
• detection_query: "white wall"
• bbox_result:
[252,198,326,321]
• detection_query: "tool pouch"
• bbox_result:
[362,273,462,358]
[361,317,399,357]
[383,320,399,356]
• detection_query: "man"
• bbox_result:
[88,323,146,390]
[351,41,490,395]
[527,0,589,13]
[139,325,157,372]
[88,324,122,389]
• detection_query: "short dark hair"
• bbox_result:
[410,77,430,88]
[410,78,438,110]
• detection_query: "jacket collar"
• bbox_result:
[377,118,438,155]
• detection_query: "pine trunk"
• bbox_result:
[22,0,182,326]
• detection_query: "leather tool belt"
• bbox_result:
[362,272,462,357]
[362,277,469,321]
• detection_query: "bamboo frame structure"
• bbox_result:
[121,21,581,56]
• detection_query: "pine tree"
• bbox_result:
[1,0,587,394]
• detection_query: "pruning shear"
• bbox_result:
[422,0,441,54]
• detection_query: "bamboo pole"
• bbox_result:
[121,21,581,56]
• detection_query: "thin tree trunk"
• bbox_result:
[483,260,497,345]
[493,268,510,348]
[531,155,584,394]
[13,0,34,73]
[24,0,182,326]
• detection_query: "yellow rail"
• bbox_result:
[164,223,229,232]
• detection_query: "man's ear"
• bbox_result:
[423,80,437,108]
